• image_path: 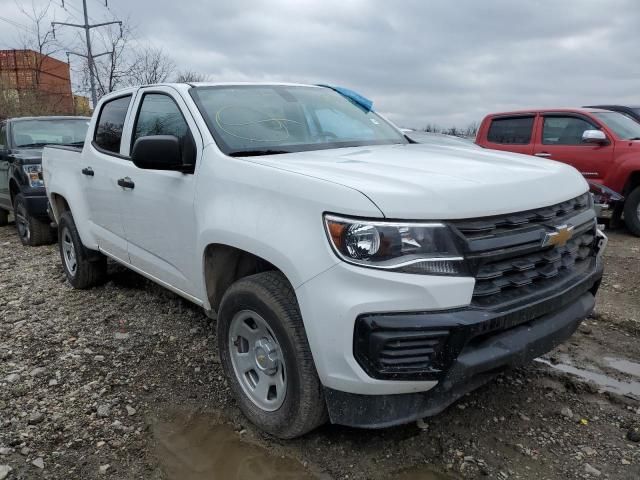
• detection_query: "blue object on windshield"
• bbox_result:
[317,84,374,112]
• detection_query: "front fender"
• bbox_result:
[194,149,383,308]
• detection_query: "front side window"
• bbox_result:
[94,95,132,154]
[133,94,191,145]
[487,117,534,145]
[592,111,640,140]
[11,119,89,148]
[190,85,406,156]
[542,116,597,145]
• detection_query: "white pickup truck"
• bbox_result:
[43,83,605,438]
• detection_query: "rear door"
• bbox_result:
[482,115,536,155]
[116,87,202,299]
[532,113,613,181]
[83,94,135,262]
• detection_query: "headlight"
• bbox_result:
[23,164,44,188]
[324,214,466,275]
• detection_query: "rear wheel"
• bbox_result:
[0,208,8,227]
[13,193,55,246]
[218,271,327,438]
[58,211,107,289]
[623,186,640,236]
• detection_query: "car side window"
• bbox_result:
[487,117,534,144]
[132,93,195,164]
[94,95,132,154]
[0,123,6,149]
[542,116,597,145]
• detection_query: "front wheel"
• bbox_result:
[58,211,107,289]
[218,271,327,438]
[13,193,55,246]
[623,186,640,236]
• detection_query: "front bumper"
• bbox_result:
[20,189,49,221]
[325,262,601,428]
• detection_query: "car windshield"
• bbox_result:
[12,118,89,148]
[190,85,407,156]
[592,111,640,140]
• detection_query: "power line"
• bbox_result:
[52,0,122,106]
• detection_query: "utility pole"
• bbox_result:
[52,0,122,107]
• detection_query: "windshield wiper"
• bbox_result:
[629,137,640,140]
[229,149,293,157]
[17,142,48,148]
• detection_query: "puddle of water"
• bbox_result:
[153,413,314,480]
[604,357,640,378]
[535,358,640,398]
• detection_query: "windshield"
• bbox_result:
[190,85,407,156]
[12,118,89,148]
[592,111,640,140]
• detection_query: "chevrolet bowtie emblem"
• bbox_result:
[542,224,574,247]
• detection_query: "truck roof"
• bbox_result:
[484,107,613,117]
[7,115,90,122]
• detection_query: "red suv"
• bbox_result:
[476,108,640,235]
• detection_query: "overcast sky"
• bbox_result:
[1,0,639,128]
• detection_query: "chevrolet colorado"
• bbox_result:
[0,116,89,245]
[43,83,605,438]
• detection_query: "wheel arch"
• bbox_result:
[202,243,290,314]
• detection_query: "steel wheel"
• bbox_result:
[15,201,30,243]
[61,226,78,277]
[228,309,287,411]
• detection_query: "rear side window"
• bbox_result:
[0,123,6,149]
[542,116,596,145]
[94,95,132,154]
[487,116,534,144]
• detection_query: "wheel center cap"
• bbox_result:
[254,339,278,374]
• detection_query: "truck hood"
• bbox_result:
[248,143,588,219]
[10,148,43,164]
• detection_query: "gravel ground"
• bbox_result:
[1,223,639,480]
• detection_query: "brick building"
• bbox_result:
[0,49,75,115]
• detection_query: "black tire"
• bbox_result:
[13,193,55,246]
[58,211,107,289]
[623,186,640,236]
[0,208,8,227]
[218,271,328,438]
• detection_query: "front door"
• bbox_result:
[117,87,201,299]
[533,114,614,183]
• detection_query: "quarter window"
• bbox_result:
[542,116,596,145]
[94,95,132,154]
[487,117,534,145]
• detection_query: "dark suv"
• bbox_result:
[0,116,89,245]
[584,105,640,123]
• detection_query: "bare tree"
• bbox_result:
[127,46,175,85]
[15,0,59,87]
[422,123,440,133]
[175,70,209,83]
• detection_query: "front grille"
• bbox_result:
[454,193,591,238]
[451,193,598,309]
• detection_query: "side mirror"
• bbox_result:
[132,135,191,172]
[582,129,608,145]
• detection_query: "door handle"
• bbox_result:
[81,167,94,176]
[117,177,135,189]
[534,152,552,157]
